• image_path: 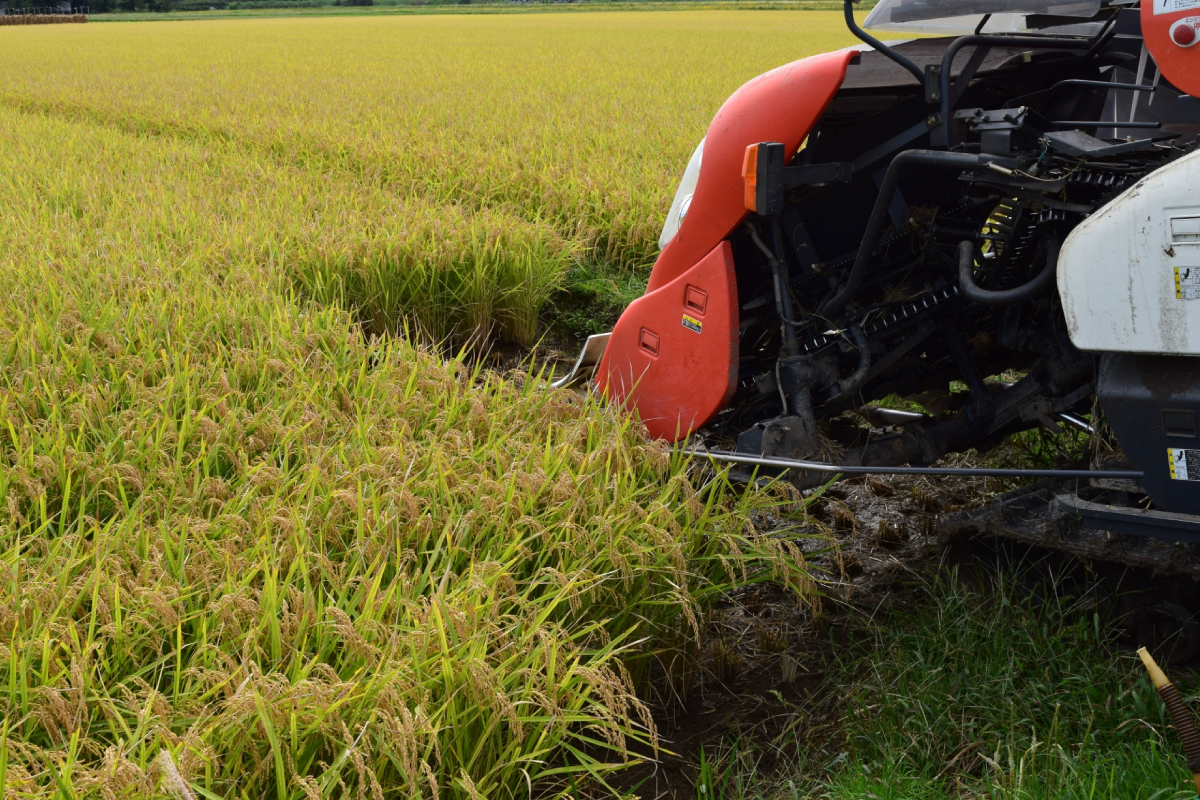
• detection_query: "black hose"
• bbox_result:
[820,150,992,316]
[747,225,807,331]
[833,324,871,398]
[842,0,925,85]
[958,238,1060,307]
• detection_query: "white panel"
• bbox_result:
[1059,147,1200,355]
[1155,0,1200,15]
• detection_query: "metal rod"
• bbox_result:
[939,34,1095,133]
[685,448,1144,480]
[843,0,925,85]
[1131,43,1149,123]
[1004,80,1154,109]
[1063,80,1154,93]
[1053,120,1161,129]
[1056,411,1094,434]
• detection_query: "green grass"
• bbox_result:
[693,565,1200,800]
[553,260,651,340]
[823,569,1192,799]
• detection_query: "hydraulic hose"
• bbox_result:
[747,225,806,333]
[1138,647,1200,795]
[834,324,872,398]
[749,224,869,399]
[821,150,994,316]
[957,239,1060,307]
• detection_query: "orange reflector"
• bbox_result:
[742,144,758,212]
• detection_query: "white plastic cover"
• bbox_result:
[864,0,1101,34]
[659,139,704,251]
[1059,147,1200,355]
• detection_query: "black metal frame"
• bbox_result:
[712,2,1190,502]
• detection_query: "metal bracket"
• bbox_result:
[550,332,611,390]
[749,142,854,216]
[1020,382,1095,432]
[1024,399,1063,432]
[924,64,941,104]
[849,115,941,174]
[1055,493,1200,542]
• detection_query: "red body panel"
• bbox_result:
[595,49,854,441]
[596,241,738,441]
[1144,0,1200,98]
[646,50,856,294]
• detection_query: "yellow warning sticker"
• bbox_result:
[682,314,703,334]
[1169,447,1200,480]
[1175,266,1200,300]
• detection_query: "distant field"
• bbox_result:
[0,11,857,343]
[0,12,846,799]
[86,1,856,21]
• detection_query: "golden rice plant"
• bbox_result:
[0,11,856,275]
[0,12,855,797]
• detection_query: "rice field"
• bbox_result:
[0,10,855,799]
[0,11,856,342]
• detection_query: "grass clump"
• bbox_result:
[690,565,1197,800]
[825,568,1190,800]
[822,569,1191,799]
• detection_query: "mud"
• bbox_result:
[614,461,1011,799]
[622,456,1200,799]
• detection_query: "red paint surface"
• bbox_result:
[593,49,852,440]
[645,49,855,294]
[1145,4,1200,96]
[596,241,738,442]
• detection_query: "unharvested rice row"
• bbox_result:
[0,12,856,294]
[0,13,845,798]
[0,105,817,797]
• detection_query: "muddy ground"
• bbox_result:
[619,463,1003,800]
[617,449,1200,800]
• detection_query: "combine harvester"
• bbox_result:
[558,0,1200,646]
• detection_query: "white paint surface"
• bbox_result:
[1059,146,1200,355]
